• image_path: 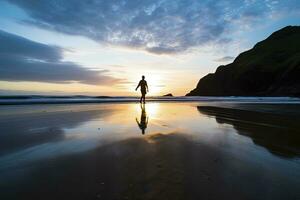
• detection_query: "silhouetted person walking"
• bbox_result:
[136,103,148,134]
[135,75,149,103]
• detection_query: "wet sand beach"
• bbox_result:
[0,102,299,200]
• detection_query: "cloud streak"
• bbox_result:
[7,0,299,54]
[214,56,235,62]
[0,30,121,85]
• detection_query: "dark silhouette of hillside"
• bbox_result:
[187,26,300,96]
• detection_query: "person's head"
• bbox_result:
[142,75,145,80]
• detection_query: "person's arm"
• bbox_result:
[136,118,141,127]
[135,81,141,91]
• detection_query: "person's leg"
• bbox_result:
[140,95,143,103]
[142,93,146,103]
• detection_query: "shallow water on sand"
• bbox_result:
[0,102,299,199]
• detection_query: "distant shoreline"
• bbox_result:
[0,96,300,105]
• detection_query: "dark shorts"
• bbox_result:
[141,89,147,95]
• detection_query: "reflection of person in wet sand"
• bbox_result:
[135,75,149,103]
[136,103,148,134]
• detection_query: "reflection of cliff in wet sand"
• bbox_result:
[197,106,300,158]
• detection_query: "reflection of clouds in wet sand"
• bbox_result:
[0,107,116,173]
[0,109,110,155]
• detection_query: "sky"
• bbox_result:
[0,0,299,96]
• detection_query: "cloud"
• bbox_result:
[214,56,235,62]
[6,0,299,54]
[0,30,121,85]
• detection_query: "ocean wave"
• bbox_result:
[0,96,300,105]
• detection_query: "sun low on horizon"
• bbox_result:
[0,0,299,96]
